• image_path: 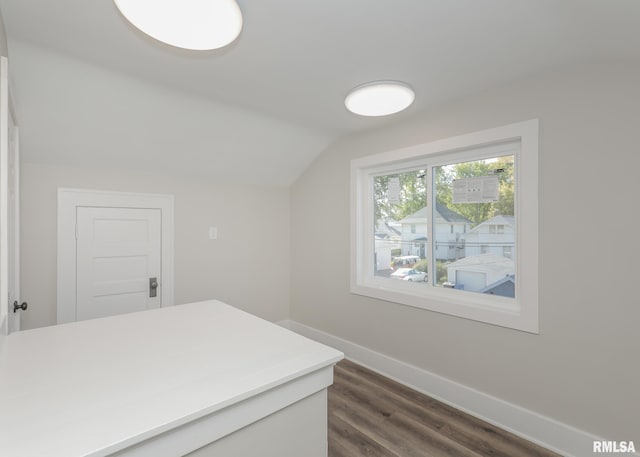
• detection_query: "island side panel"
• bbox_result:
[187,390,328,457]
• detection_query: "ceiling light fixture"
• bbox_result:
[345,81,415,117]
[114,0,243,51]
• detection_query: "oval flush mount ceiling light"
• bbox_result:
[345,81,415,117]
[114,0,243,51]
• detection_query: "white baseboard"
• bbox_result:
[278,319,635,457]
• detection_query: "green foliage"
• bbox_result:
[436,261,449,284]
[374,170,426,222]
[494,177,514,217]
[414,259,429,273]
[374,156,515,226]
[411,259,449,283]
[436,156,514,225]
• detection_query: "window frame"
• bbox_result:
[350,120,539,333]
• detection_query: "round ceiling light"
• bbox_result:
[345,81,415,117]
[114,0,243,51]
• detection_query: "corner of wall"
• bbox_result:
[285,320,627,457]
[0,7,9,57]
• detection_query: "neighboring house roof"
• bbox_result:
[375,219,402,238]
[398,203,472,225]
[385,221,402,236]
[478,274,516,297]
[478,274,515,293]
[436,203,473,223]
[467,214,515,233]
[447,254,515,274]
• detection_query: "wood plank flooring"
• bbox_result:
[328,360,561,457]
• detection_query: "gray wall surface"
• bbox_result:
[8,40,329,188]
[290,61,640,442]
[21,162,290,329]
[0,9,7,57]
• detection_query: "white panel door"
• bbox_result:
[76,207,161,321]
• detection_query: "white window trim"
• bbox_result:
[57,188,175,324]
[350,119,539,333]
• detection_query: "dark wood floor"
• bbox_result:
[328,360,561,457]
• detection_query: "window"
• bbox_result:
[351,120,539,333]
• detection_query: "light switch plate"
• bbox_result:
[209,226,218,240]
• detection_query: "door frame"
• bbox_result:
[57,188,175,324]
[0,55,20,336]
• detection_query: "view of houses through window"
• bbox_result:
[373,155,516,298]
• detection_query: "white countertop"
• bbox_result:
[0,301,343,457]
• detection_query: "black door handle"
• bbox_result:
[13,301,27,313]
[149,277,158,298]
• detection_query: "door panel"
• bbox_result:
[76,207,161,321]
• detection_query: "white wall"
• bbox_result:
[21,162,290,329]
[0,8,6,338]
[0,8,7,57]
[8,39,302,330]
[290,61,640,442]
[8,40,330,187]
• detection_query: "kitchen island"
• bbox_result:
[0,300,343,457]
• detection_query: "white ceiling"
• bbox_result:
[1,0,639,184]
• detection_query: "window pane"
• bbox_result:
[434,155,515,298]
[373,170,428,282]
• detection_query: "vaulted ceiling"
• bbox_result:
[1,0,639,185]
